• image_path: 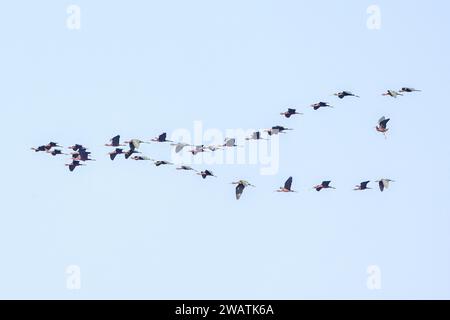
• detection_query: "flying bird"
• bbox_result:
[197,170,216,179]
[313,181,335,192]
[125,149,140,159]
[151,159,173,167]
[48,149,67,156]
[399,87,421,93]
[382,90,403,98]
[265,126,293,136]
[280,108,303,118]
[354,181,371,191]
[151,132,172,143]
[376,179,395,192]
[31,145,47,152]
[105,135,125,147]
[376,116,390,139]
[68,144,85,151]
[131,155,152,161]
[231,180,255,200]
[171,142,192,153]
[108,148,125,161]
[311,102,333,110]
[334,91,360,99]
[276,176,296,192]
[245,131,267,141]
[75,148,94,162]
[176,165,196,171]
[65,160,84,172]
[189,145,207,155]
[125,139,148,150]
[223,138,239,147]
[46,142,62,149]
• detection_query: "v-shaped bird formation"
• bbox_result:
[32,88,420,199]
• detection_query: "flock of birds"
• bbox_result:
[32,87,420,200]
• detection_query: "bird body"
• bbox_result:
[382,90,403,98]
[265,126,293,135]
[246,131,267,140]
[376,116,390,138]
[151,132,172,143]
[105,135,125,147]
[198,170,216,179]
[231,180,255,200]
[313,180,335,191]
[399,87,421,93]
[334,91,360,99]
[311,102,333,110]
[65,160,84,172]
[354,181,371,190]
[277,176,296,192]
[280,108,303,118]
[376,179,395,192]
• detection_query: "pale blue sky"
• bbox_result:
[0,1,449,299]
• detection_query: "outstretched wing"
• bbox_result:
[111,135,120,146]
[236,183,245,200]
[361,181,370,189]
[284,177,293,190]
[159,133,167,142]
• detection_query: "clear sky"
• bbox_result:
[0,0,449,299]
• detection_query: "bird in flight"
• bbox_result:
[276,176,297,192]
[354,181,371,191]
[313,180,335,192]
[231,180,255,200]
[197,170,217,179]
[108,148,125,161]
[245,131,267,141]
[65,160,84,172]
[280,108,303,118]
[176,165,196,172]
[151,132,173,143]
[47,149,67,156]
[399,87,421,93]
[171,142,192,153]
[334,91,360,99]
[67,144,85,152]
[105,135,125,147]
[376,116,390,139]
[311,102,333,110]
[376,179,395,192]
[382,90,403,98]
[124,139,148,150]
[265,126,293,136]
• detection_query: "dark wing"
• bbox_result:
[288,108,296,114]
[379,180,385,192]
[322,181,331,188]
[284,177,293,190]
[255,131,261,140]
[129,141,136,151]
[380,118,390,128]
[235,183,245,200]
[315,186,323,192]
[159,133,167,142]
[111,135,120,146]
[361,181,370,189]
[110,153,117,161]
